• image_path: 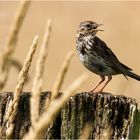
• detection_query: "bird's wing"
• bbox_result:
[92,37,130,78]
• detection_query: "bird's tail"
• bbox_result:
[127,71,140,81]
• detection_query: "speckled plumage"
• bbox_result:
[76,21,140,92]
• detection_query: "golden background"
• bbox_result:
[0,1,140,105]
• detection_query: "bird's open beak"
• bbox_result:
[93,24,104,31]
[97,23,103,27]
[93,29,104,31]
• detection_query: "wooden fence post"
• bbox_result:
[0,92,139,139]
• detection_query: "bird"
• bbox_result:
[76,21,140,93]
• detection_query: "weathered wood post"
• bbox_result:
[0,92,139,139]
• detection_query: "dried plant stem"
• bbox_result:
[8,58,23,71]
[23,73,89,139]
[63,73,88,96]
[45,51,74,111]
[31,19,52,128]
[0,0,30,90]
[4,0,30,56]
[51,51,74,100]
[5,36,38,138]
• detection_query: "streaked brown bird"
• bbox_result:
[76,21,140,93]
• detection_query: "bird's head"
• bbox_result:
[77,21,103,35]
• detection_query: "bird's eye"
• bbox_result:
[86,24,91,28]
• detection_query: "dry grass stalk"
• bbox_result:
[79,123,91,140]
[63,73,89,96]
[5,36,39,138]
[31,19,52,127]
[51,51,74,100]
[0,0,30,90]
[23,73,89,139]
[4,0,30,56]
[8,58,23,72]
[0,61,9,90]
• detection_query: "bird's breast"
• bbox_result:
[76,36,117,76]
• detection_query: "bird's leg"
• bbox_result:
[97,75,112,93]
[90,76,105,93]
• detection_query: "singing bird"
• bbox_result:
[76,21,140,92]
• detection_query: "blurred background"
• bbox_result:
[0,1,140,105]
